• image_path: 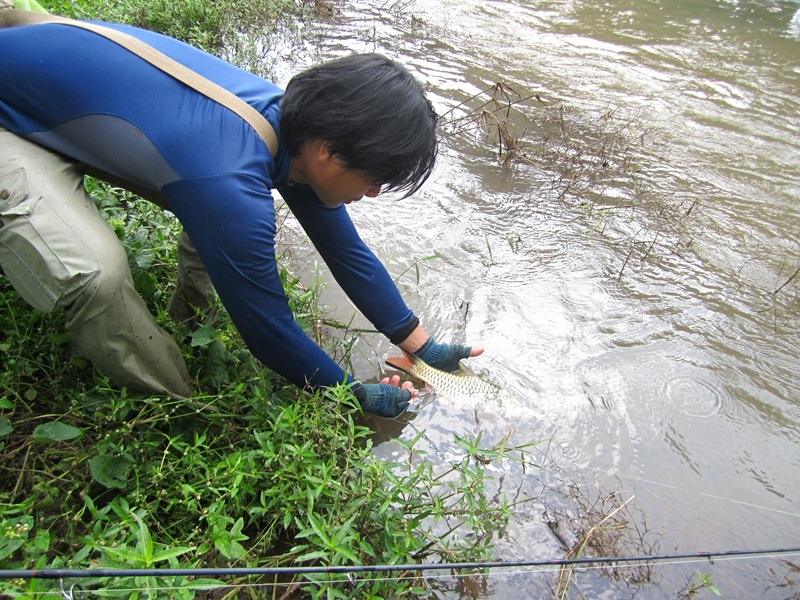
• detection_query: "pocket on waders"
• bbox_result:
[0,167,31,214]
[0,167,70,312]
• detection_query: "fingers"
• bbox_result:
[401,380,418,397]
[379,375,418,397]
[469,346,485,358]
[379,374,401,386]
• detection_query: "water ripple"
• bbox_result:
[662,374,728,419]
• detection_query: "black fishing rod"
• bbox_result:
[2,546,800,580]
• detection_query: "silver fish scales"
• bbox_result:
[385,354,499,400]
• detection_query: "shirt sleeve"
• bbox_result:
[162,173,351,389]
[277,183,419,345]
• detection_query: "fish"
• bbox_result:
[385,353,500,400]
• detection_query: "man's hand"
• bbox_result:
[398,326,484,373]
[352,377,418,418]
[413,337,484,372]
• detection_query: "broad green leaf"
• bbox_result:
[191,325,217,347]
[0,538,23,561]
[89,454,130,489]
[326,587,349,600]
[358,538,376,558]
[0,417,12,438]
[134,250,155,269]
[30,530,50,554]
[74,544,92,562]
[204,340,236,388]
[151,546,194,563]
[294,526,315,540]
[295,550,328,563]
[24,388,37,401]
[132,269,157,300]
[102,545,144,565]
[230,517,247,541]
[0,518,30,560]
[331,544,359,564]
[131,513,154,565]
[33,421,83,442]
[212,534,229,554]
[214,537,243,560]
[0,398,15,409]
[307,513,330,546]
[227,540,246,560]
[212,517,247,560]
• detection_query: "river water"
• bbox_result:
[261,0,800,597]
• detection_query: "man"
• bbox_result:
[0,11,482,416]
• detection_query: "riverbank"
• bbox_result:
[43,0,306,51]
[0,2,523,598]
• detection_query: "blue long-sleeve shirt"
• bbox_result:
[0,20,419,388]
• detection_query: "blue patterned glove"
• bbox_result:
[352,382,411,417]
[413,337,472,372]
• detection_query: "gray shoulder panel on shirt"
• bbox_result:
[28,114,179,190]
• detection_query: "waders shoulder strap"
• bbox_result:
[0,9,280,156]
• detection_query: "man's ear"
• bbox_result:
[319,141,347,167]
[318,141,335,162]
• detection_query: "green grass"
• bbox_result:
[42,0,308,52]
[0,2,532,598]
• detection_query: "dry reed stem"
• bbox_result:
[439,80,703,281]
[543,479,659,599]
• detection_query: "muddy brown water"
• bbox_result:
[259,0,800,597]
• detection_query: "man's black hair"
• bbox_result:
[280,53,438,198]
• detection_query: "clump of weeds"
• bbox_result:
[439,81,538,167]
[540,477,660,599]
[677,571,722,599]
[440,81,702,281]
